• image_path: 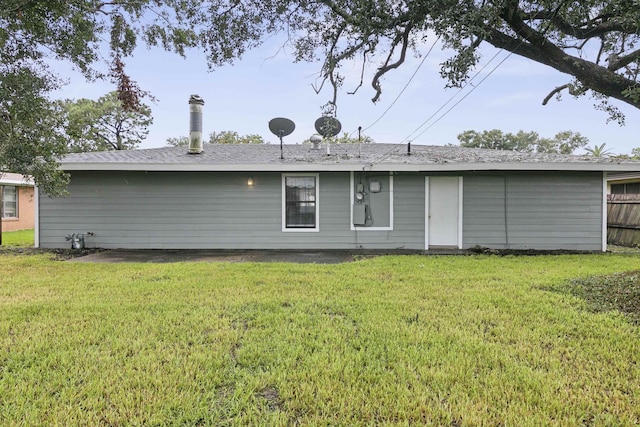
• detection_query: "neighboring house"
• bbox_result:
[1,173,35,232]
[37,143,640,251]
[607,172,640,194]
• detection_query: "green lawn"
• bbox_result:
[1,254,639,426]
[0,229,34,247]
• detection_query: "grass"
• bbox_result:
[0,229,34,247]
[1,253,640,426]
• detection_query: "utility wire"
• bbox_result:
[401,5,565,145]
[369,49,511,166]
[400,49,503,143]
[408,51,514,143]
[360,36,441,134]
[343,36,441,166]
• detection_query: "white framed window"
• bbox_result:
[1,186,18,218]
[282,173,319,232]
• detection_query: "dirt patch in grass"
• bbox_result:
[552,270,640,324]
[469,246,598,256]
[0,247,104,260]
[258,386,283,412]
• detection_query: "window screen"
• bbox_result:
[285,176,316,228]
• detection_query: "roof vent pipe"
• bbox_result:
[188,94,205,154]
[310,134,322,150]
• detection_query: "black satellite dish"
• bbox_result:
[314,116,342,137]
[268,117,295,160]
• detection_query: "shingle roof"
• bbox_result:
[60,143,640,172]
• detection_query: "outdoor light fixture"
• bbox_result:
[247,177,254,186]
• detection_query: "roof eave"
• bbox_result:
[59,162,640,172]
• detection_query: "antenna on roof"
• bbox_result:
[268,118,295,160]
[314,116,342,156]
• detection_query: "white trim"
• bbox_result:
[0,179,34,186]
[281,173,320,233]
[0,174,34,186]
[458,176,464,249]
[60,161,640,173]
[602,172,607,252]
[350,172,394,231]
[34,186,40,248]
[424,176,430,250]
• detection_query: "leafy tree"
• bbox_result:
[302,132,375,144]
[4,0,640,192]
[458,130,588,154]
[208,131,265,145]
[632,148,640,160]
[584,143,613,158]
[0,66,69,196]
[166,136,190,147]
[62,92,153,152]
[166,132,265,146]
[281,0,640,118]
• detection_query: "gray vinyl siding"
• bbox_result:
[39,170,604,250]
[463,172,603,251]
[39,171,426,250]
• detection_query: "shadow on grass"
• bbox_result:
[548,270,640,325]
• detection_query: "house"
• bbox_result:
[37,143,640,251]
[1,173,35,232]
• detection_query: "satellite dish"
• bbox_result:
[268,117,295,160]
[269,117,295,137]
[314,116,342,137]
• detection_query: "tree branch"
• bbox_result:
[347,49,370,95]
[521,9,636,39]
[371,26,411,103]
[542,84,570,105]
[608,49,640,71]
[487,2,640,109]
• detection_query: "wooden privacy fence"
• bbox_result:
[608,194,640,247]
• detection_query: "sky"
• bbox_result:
[51,34,639,155]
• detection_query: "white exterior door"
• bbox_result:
[426,176,462,249]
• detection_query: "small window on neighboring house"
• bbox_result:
[626,183,640,194]
[611,184,625,194]
[611,183,640,194]
[282,174,319,232]
[2,186,18,218]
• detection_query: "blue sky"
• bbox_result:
[52,35,639,155]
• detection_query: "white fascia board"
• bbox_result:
[60,161,640,173]
[0,178,34,186]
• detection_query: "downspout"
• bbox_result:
[504,176,509,247]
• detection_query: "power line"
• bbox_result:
[408,51,514,143]
[400,49,503,143]
[359,36,441,134]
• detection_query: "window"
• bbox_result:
[283,174,319,231]
[1,186,17,218]
[611,183,640,194]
